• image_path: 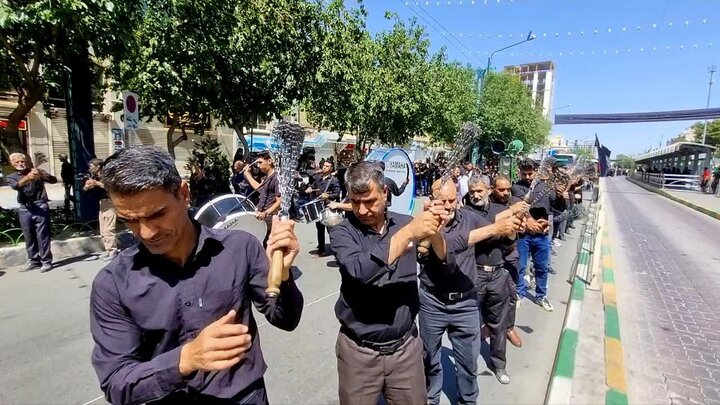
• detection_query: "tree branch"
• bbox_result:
[30,36,43,76]
[0,29,34,84]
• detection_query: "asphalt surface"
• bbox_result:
[604,177,720,405]
[0,204,582,405]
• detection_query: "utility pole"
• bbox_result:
[702,65,716,144]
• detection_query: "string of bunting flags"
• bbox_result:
[470,42,715,58]
[443,18,713,40]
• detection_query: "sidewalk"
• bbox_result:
[626,176,720,220]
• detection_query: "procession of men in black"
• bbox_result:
[13,142,581,404]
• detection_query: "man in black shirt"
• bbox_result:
[84,158,117,261]
[59,153,75,212]
[231,160,252,197]
[308,160,340,257]
[458,174,523,384]
[328,161,444,405]
[244,152,280,248]
[512,159,554,312]
[90,146,303,404]
[420,178,519,402]
[378,161,408,207]
[6,153,57,272]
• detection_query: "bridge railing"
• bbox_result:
[633,172,701,191]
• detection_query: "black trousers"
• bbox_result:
[18,202,53,264]
[503,250,520,331]
[477,267,512,371]
[315,221,326,252]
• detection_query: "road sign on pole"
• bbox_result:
[122,91,139,146]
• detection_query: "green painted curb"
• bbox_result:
[605,305,621,340]
[554,329,579,378]
[606,388,629,405]
[572,278,585,301]
[603,267,615,284]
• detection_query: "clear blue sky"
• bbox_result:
[360,0,720,156]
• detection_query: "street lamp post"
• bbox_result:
[486,31,537,76]
[702,65,716,144]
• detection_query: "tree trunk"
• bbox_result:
[232,124,250,158]
[0,93,41,160]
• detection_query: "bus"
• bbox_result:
[553,153,577,167]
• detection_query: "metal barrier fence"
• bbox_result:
[568,183,601,286]
[0,220,100,247]
[633,172,701,191]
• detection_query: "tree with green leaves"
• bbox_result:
[111,0,238,159]
[305,10,433,158]
[186,137,230,207]
[615,154,635,169]
[424,50,478,144]
[692,120,720,148]
[571,146,594,160]
[212,0,325,153]
[476,71,550,154]
[0,0,143,158]
[304,0,370,148]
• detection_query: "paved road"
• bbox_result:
[0,213,581,404]
[604,178,720,405]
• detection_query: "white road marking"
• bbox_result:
[81,395,105,405]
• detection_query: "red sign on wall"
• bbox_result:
[0,119,28,131]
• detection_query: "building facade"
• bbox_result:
[504,61,556,118]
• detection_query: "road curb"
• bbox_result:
[546,186,601,405]
[626,177,720,221]
[601,230,629,405]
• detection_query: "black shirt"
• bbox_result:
[61,161,74,185]
[90,223,303,404]
[85,174,108,200]
[6,170,58,204]
[311,174,340,203]
[384,177,407,206]
[231,172,252,197]
[256,172,280,213]
[512,180,555,221]
[419,208,477,293]
[453,206,505,266]
[328,211,418,343]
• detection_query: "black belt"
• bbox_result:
[476,264,503,272]
[420,283,477,303]
[341,324,417,355]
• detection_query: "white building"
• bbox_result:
[504,61,556,118]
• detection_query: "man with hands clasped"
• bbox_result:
[329,161,448,405]
[89,146,303,405]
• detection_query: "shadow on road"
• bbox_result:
[516,325,534,334]
[53,254,100,269]
[0,270,5,278]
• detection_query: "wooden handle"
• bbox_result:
[416,237,432,255]
[267,249,284,297]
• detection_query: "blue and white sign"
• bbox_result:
[366,148,416,215]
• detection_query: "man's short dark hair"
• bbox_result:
[346,161,384,194]
[323,160,335,170]
[258,151,272,160]
[377,161,386,171]
[89,158,104,167]
[491,175,511,187]
[518,159,537,171]
[101,146,182,196]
